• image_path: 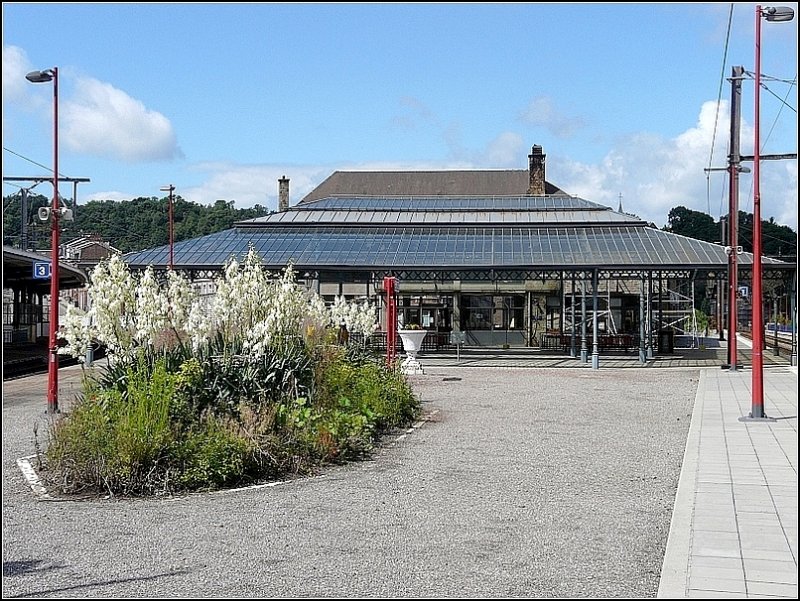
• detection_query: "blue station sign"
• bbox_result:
[33,261,52,279]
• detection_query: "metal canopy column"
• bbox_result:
[640,275,647,364]
[691,275,698,347]
[570,272,576,358]
[592,268,600,370]
[647,271,655,360]
[792,269,797,366]
[525,289,531,347]
[658,271,664,343]
[581,274,588,363]
[558,271,564,336]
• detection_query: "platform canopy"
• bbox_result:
[123,195,790,279]
[3,246,87,294]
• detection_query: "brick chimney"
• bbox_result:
[278,175,290,211]
[527,145,546,196]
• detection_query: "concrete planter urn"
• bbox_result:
[398,329,428,375]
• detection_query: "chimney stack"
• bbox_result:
[527,145,546,196]
[278,175,290,212]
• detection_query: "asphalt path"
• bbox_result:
[2,365,697,598]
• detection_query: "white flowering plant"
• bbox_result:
[59,249,380,371]
[48,250,423,497]
[328,295,378,340]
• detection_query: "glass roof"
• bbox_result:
[125,225,759,270]
[243,208,640,226]
[295,195,608,212]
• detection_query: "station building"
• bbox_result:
[124,146,794,353]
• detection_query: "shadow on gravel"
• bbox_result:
[3,559,63,577]
[3,569,190,598]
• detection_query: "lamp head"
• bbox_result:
[762,6,795,21]
[25,69,55,83]
[160,185,175,192]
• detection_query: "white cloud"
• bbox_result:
[339,159,474,171]
[83,190,134,203]
[483,132,525,167]
[390,96,437,131]
[3,49,180,163]
[548,99,797,227]
[441,129,525,168]
[519,95,587,139]
[747,159,798,231]
[775,160,798,227]
[63,77,182,163]
[2,45,47,140]
[548,102,728,225]
[169,100,797,230]
[182,157,489,210]
[182,162,333,210]
[2,45,32,104]
[186,141,537,210]
[390,96,524,168]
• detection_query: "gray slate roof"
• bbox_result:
[299,170,567,203]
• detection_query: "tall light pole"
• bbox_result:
[751,5,794,419]
[160,185,175,269]
[26,67,59,414]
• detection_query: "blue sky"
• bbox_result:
[3,2,797,229]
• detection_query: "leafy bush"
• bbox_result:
[45,357,176,495]
[44,252,421,497]
[313,347,421,446]
[170,416,253,490]
[43,347,420,497]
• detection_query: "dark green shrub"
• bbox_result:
[43,336,420,497]
[45,357,177,495]
[315,405,374,460]
[97,344,191,402]
[44,389,113,493]
[183,334,315,418]
[170,416,253,490]
[314,347,421,433]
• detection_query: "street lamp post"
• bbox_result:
[26,67,59,414]
[160,185,175,269]
[751,5,794,419]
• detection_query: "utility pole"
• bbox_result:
[706,66,798,370]
[719,214,726,342]
[20,188,29,251]
[707,67,747,368]
[4,176,91,250]
[726,66,745,371]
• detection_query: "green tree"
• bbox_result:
[3,191,50,249]
[664,206,720,242]
[663,206,796,261]
[3,193,271,253]
[735,212,796,258]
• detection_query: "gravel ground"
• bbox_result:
[2,366,697,598]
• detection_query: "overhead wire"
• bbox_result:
[761,76,797,171]
[741,72,796,216]
[736,221,797,252]
[759,78,797,115]
[743,71,798,85]
[2,146,65,177]
[741,70,797,114]
[707,3,735,218]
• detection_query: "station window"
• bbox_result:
[461,294,524,330]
